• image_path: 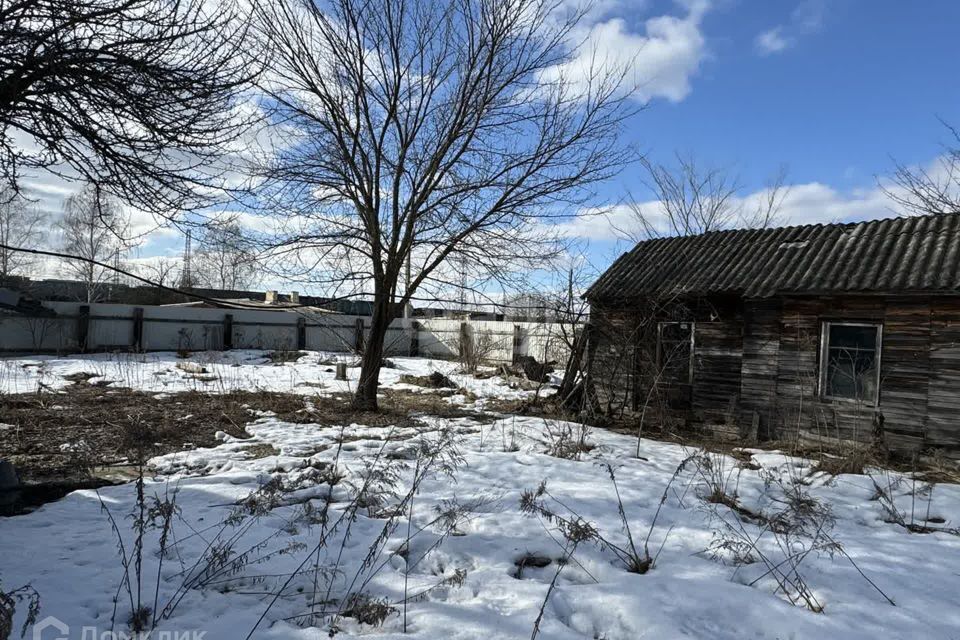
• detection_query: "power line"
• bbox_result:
[0,243,585,314]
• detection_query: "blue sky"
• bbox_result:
[561,0,960,271]
[21,0,960,294]
[629,0,959,187]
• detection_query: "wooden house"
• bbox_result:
[584,212,960,458]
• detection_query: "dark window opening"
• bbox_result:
[657,321,694,384]
[819,322,882,404]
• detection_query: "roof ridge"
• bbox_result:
[588,210,960,300]
[624,210,960,248]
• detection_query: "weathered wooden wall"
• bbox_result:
[588,296,744,420]
[928,300,960,454]
[764,297,882,447]
[738,299,781,438]
[744,295,960,457]
[586,305,647,415]
[590,294,960,457]
[691,313,743,414]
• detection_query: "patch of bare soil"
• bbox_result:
[397,371,458,389]
[377,388,491,422]
[0,386,310,482]
[1,385,497,482]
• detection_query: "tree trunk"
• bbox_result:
[558,325,588,403]
[351,294,393,411]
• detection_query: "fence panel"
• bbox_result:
[0,302,578,365]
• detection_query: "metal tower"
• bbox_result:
[180,230,193,288]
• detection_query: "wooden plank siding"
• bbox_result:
[877,300,931,452]
[586,306,648,416]
[691,319,743,414]
[759,295,960,457]
[590,294,960,458]
[927,299,960,452]
[739,300,781,439]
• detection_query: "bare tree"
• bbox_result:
[195,220,257,290]
[618,154,789,241]
[57,184,129,302]
[620,153,741,241]
[252,0,634,409]
[544,257,596,408]
[885,121,960,216]
[0,0,256,215]
[739,164,790,229]
[0,184,45,279]
[134,256,181,288]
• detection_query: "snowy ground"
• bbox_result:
[2,351,960,640]
[0,350,536,404]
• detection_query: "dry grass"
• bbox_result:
[378,387,487,420]
[505,397,960,481]
[0,384,499,482]
[0,386,312,481]
[266,350,307,364]
[397,371,458,389]
[238,444,282,459]
[0,387,313,480]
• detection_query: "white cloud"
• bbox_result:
[18,172,179,243]
[754,0,824,56]
[791,0,825,31]
[557,176,914,243]
[544,0,711,103]
[755,28,791,55]
[755,182,895,227]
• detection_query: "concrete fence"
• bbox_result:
[0,301,575,364]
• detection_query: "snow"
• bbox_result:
[0,350,541,402]
[2,351,959,640]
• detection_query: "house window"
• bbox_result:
[657,322,694,384]
[819,321,882,404]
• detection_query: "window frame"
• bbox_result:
[656,321,696,385]
[818,320,883,406]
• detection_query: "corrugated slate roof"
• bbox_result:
[586,212,960,301]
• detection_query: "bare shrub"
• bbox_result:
[244,426,468,637]
[338,592,396,628]
[690,450,747,510]
[520,461,681,576]
[176,328,193,358]
[100,471,312,634]
[97,417,309,634]
[521,495,595,640]
[499,418,520,453]
[815,446,877,476]
[0,583,40,640]
[541,419,593,461]
[455,329,501,375]
[695,452,896,611]
[519,458,696,639]
[868,470,958,535]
